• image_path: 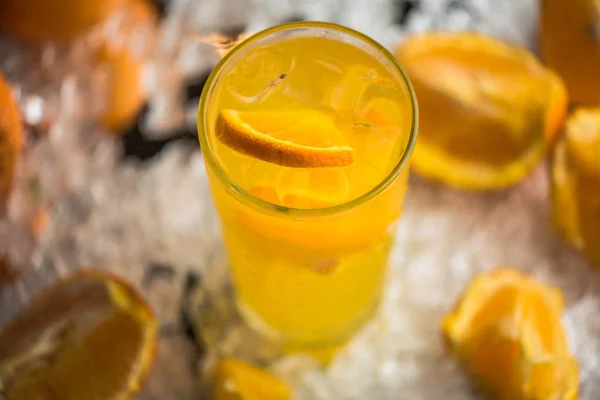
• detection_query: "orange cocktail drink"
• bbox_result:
[198,22,417,354]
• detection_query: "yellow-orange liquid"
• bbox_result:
[201,25,415,355]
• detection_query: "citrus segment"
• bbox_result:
[216,109,354,168]
[0,269,157,400]
[443,267,578,400]
[212,358,291,400]
[357,97,402,128]
[395,32,567,189]
[551,108,600,268]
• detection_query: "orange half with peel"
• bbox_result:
[443,267,578,400]
[395,32,567,190]
[551,107,600,268]
[216,109,354,168]
[0,73,23,204]
[0,269,157,400]
[0,0,124,43]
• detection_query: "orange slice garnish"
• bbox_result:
[216,109,354,168]
[0,269,157,400]
[443,267,578,400]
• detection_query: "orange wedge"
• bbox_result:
[540,0,600,106]
[0,269,157,399]
[216,109,354,168]
[395,32,567,190]
[443,267,578,400]
[551,108,600,268]
[212,358,291,400]
[0,73,23,205]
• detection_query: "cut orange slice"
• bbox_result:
[551,108,600,268]
[395,32,567,190]
[212,358,291,400]
[216,109,354,168]
[443,267,578,400]
[0,269,157,400]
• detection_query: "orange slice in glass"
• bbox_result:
[395,32,567,189]
[216,109,354,168]
[0,269,157,400]
[250,184,339,209]
[443,267,578,400]
[212,358,291,400]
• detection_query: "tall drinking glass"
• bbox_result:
[198,22,417,356]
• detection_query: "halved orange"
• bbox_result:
[551,108,600,268]
[0,72,23,205]
[212,358,291,400]
[395,32,567,190]
[563,108,600,175]
[0,0,124,43]
[216,109,354,168]
[0,269,158,399]
[540,0,600,106]
[96,0,157,133]
[443,267,578,400]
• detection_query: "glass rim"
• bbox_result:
[198,21,418,218]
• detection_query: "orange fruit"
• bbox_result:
[212,358,292,400]
[540,0,600,106]
[96,0,157,133]
[443,267,578,400]
[0,73,23,206]
[216,109,355,168]
[551,108,600,267]
[0,0,124,43]
[0,269,158,399]
[394,32,567,189]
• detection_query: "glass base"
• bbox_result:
[236,297,381,364]
[184,254,381,366]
